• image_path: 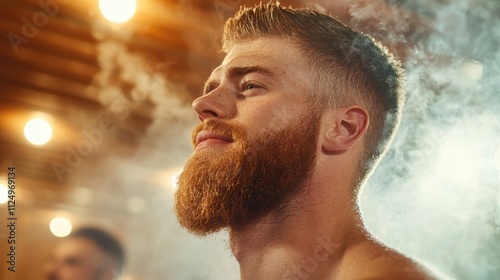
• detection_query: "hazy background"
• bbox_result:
[0,0,499,279]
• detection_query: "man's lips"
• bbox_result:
[195,130,233,149]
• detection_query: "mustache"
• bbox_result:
[190,120,246,148]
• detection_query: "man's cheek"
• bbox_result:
[265,106,297,132]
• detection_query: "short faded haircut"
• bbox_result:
[70,227,125,273]
[222,2,405,193]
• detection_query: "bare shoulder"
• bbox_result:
[338,239,448,280]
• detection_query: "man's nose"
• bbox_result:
[192,87,234,122]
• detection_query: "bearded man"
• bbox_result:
[175,2,444,279]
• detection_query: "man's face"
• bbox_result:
[44,237,113,280]
[175,37,322,235]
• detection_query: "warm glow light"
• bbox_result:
[99,0,136,23]
[24,118,52,145]
[49,217,72,237]
[0,184,8,204]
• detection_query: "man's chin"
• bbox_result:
[175,201,229,236]
[175,112,320,237]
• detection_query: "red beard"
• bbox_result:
[175,111,321,236]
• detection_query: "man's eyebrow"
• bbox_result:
[203,65,275,95]
[224,65,275,79]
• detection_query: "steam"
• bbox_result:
[68,11,241,280]
[351,0,500,279]
[64,0,500,279]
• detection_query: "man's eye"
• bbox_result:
[241,82,261,92]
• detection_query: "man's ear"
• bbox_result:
[322,106,369,153]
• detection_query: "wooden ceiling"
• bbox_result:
[0,0,235,190]
[1,1,495,279]
[1,0,437,192]
[1,0,356,193]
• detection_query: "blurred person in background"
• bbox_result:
[44,227,124,280]
[175,2,445,280]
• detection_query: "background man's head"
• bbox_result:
[44,227,125,280]
[175,2,404,235]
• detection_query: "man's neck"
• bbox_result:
[229,178,368,280]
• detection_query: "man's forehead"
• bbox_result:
[54,238,98,255]
[209,38,307,79]
[210,54,279,78]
